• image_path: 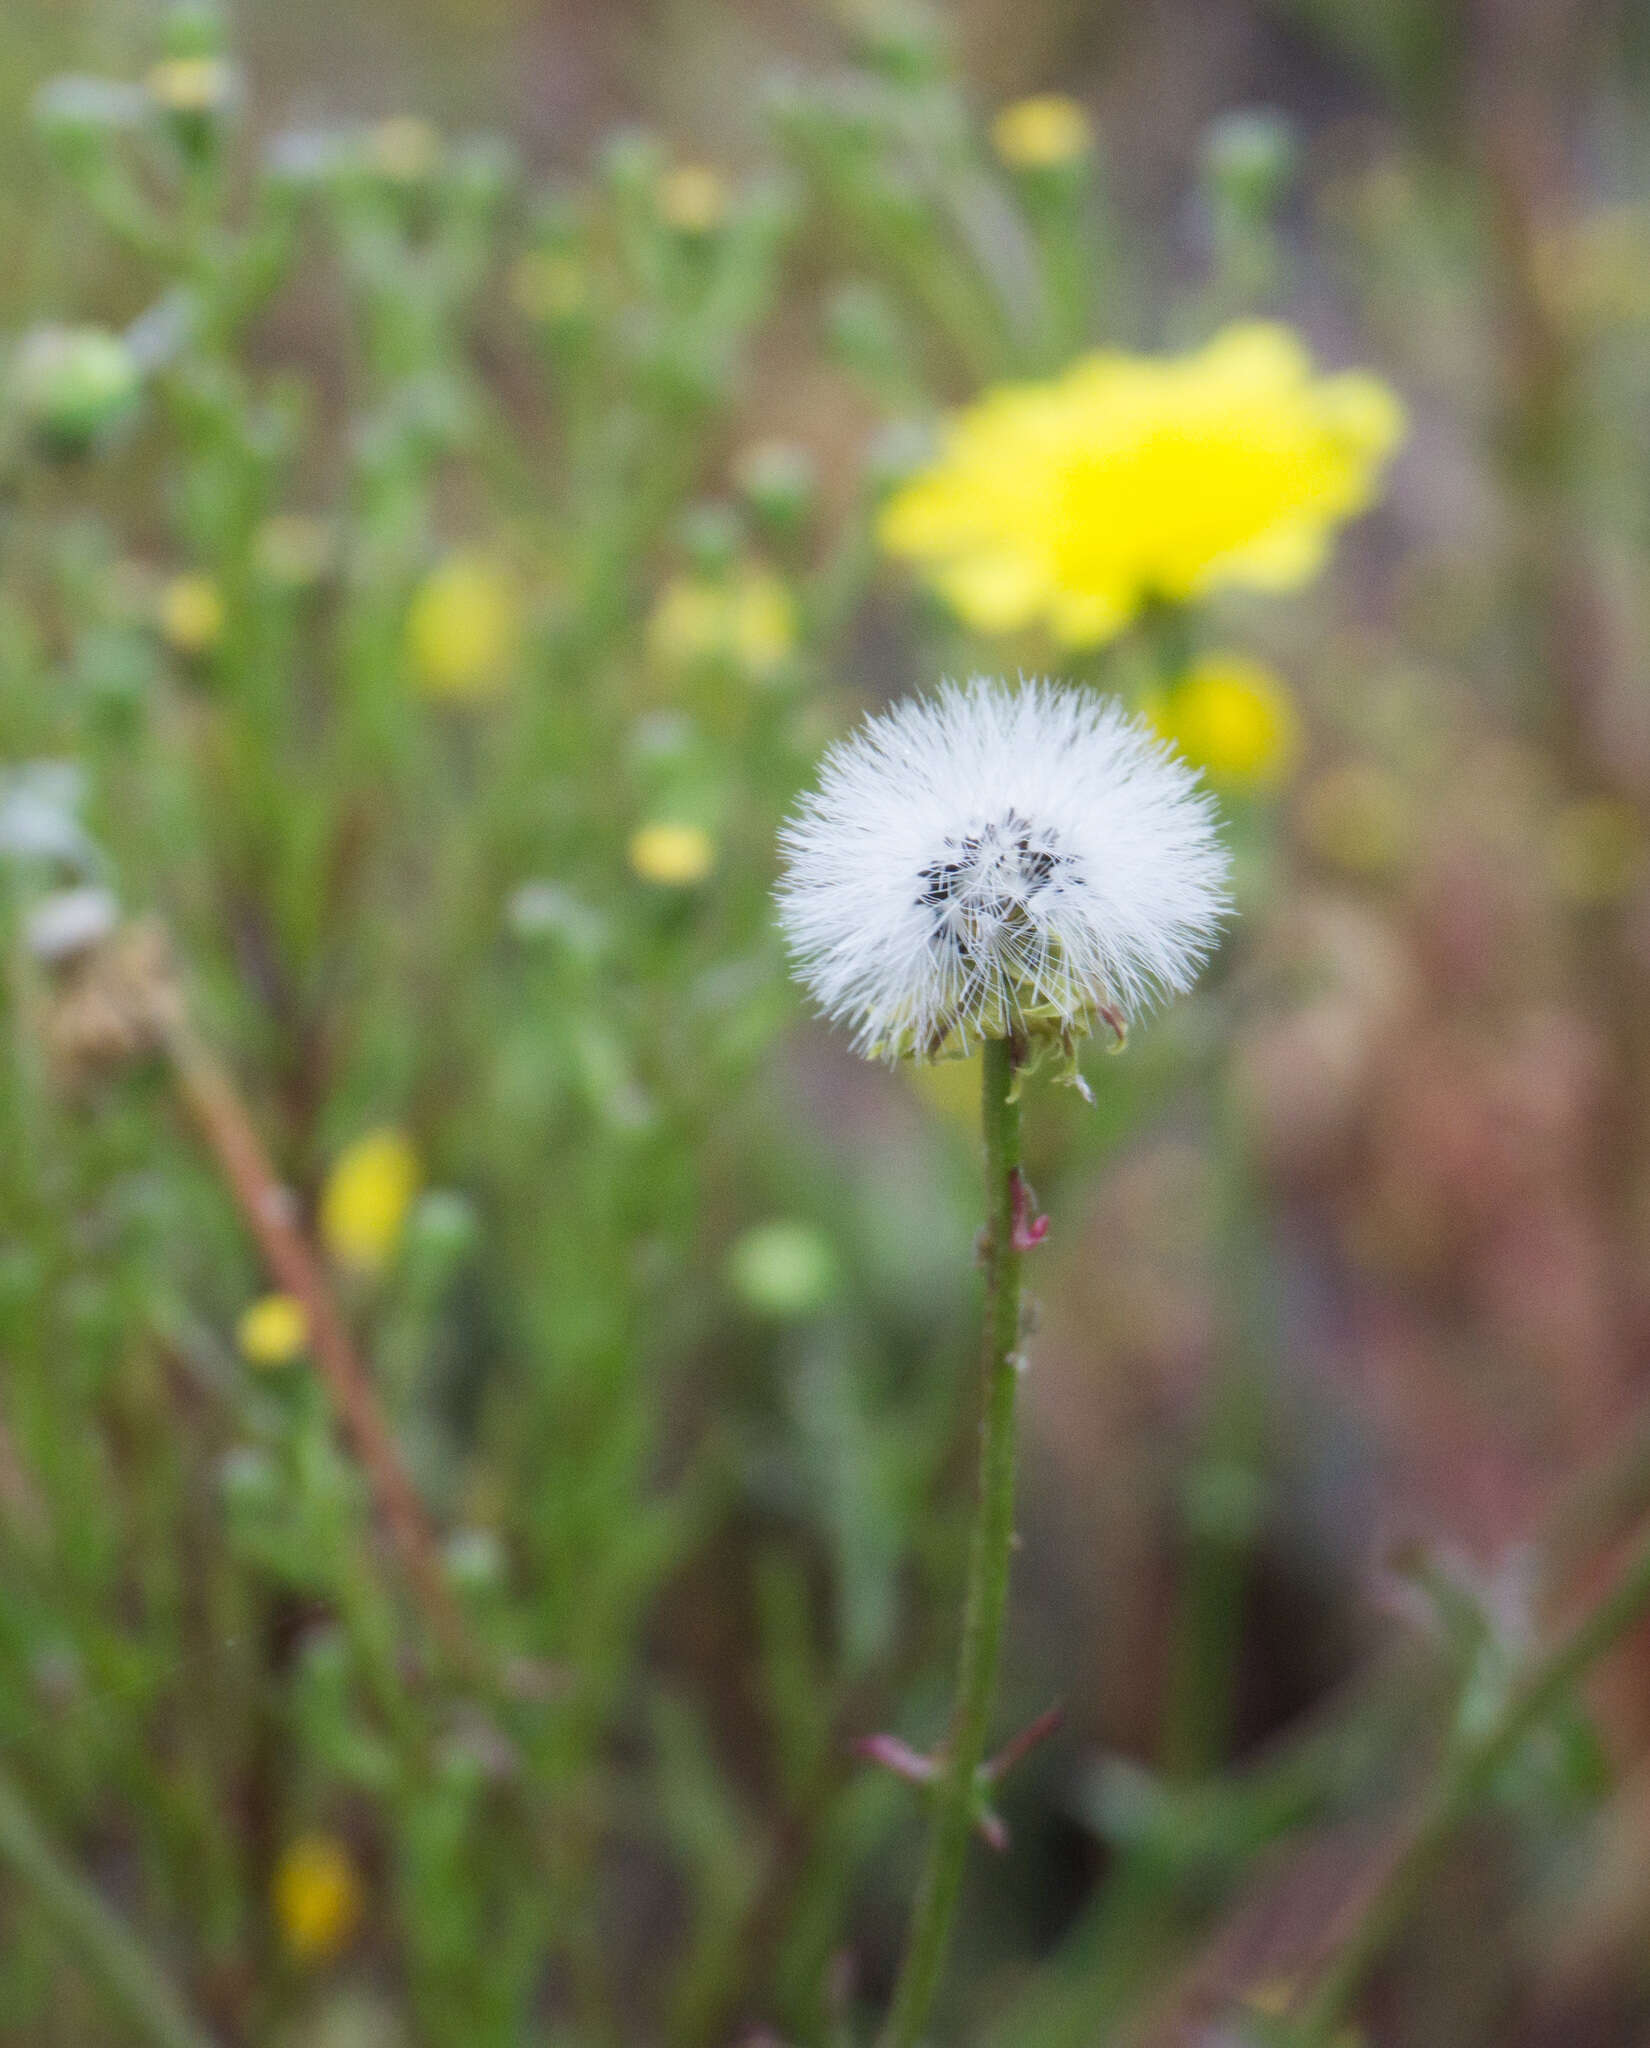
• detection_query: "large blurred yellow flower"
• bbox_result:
[320,1129,420,1276]
[879,323,1404,646]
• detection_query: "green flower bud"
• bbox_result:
[146,54,242,158]
[865,417,933,494]
[843,0,949,85]
[677,501,744,576]
[824,280,917,396]
[451,136,520,212]
[13,326,143,458]
[219,1445,279,1513]
[32,76,145,169]
[735,440,818,535]
[444,1528,505,1593]
[1201,108,1297,223]
[264,128,344,199]
[159,0,229,60]
[727,1220,840,1320]
[403,1189,482,1275]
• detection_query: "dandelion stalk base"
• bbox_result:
[879,1032,1026,2048]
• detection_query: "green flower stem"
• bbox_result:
[1291,1507,1650,2046]
[880,1032,1026,2048]
[0,1764,217,2048]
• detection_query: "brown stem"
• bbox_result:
[151,1004,476,1679]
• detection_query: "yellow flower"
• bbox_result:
[236,1294,308,1368]
[879,323,1405,646]
[320,1129,420,1275]
[272,1835,363,1965]
[990,94,1094,170]
[369,116,442,183]
[158,574,225,656]
[1144,652,1301,791]
[628,822,716,887]
[406,554,518,701]
[509,252,588,323]
[646,568,796,681]
[146,56,238,116]
[657,164,727,234]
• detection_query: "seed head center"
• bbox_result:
[917,810,1070,946]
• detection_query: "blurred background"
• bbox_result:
[5,2,1650,2045]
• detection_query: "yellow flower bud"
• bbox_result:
[990,94,1094,171]
[158,574,225,657]
[1145,653,1301,791]
[320,1129,420,1276]
[646,568,796,681]
[406,554,518,701]
[628,822,716,887]
[146,56,238,117]
[509,252,588,323]
[236,1293,308,1368]
[272,1835,363,1965]
[369,116,442,183]
[657,163,727,233]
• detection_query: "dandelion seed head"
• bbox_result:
[776,679,1230,1064]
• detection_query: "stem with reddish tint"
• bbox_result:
[879,1033,1025,2048]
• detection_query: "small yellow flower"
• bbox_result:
[646,568,796,681]
[236,1293,308,1368]
[272,1835,363,1965]
[1548,795,1644,906]
[657,164,727,234]
[369,116,442,183]
[990,94,1094,170]
[406,554,518,701]
[146,56,238,116]
[628,822,716,887]
[1144,653,1301,791]
[321,1129,420,1276]
[509,251,588,323]
[158,574,225,656]
[879,323,1405,646]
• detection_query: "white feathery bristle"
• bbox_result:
[775,678,1230,1061]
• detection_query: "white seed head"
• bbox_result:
[776,678,1230,1062]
